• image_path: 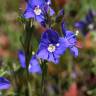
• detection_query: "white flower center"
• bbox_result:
[48,44,56,52]
[34,6,42,15]
[88,24,94,30]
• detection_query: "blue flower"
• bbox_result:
[18,50,42,74]
[0,77,10,90]
[37,29,66,64]
[86,9,94,24]
[28,56,42,74]
[75,10,95,36]
[18,50,26,68]
[62,22,78,57]
[23,0,54,23]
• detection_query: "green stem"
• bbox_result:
[58,74,62,96]
[67,55,73,85]
[23,19,34,96]
[41,61,48,96]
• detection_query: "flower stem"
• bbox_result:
[23,19,34,96]
[67,55,73,85]
[41,60,48,96]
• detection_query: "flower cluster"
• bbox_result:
[18,0,79,75]
[18,26,79,74]
[0,0,80,91]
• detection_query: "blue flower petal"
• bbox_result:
[70,47,78,57]
[23,3,35,19]
[48,53,59,64]
[36,15,45,23]
[18,50,26,68]
[65,31,74,37]
[48,53,54,62]
[75,21,87,30]
[55,38,67,55]
[41,29,59,44]
[24,11,34,19]
[61,22,67,36]
[65,31,76,45]
[47,29,59,44]
[28,56,42,74]
[39,39,49,50]
[37,49,48,60]
[0,77,10,90]
[28,0,44,7]
[48,7,55,16]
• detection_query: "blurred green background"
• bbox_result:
[0,0,96,96]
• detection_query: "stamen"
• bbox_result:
[32,51,35,55]
[56,43,60,47]
[47,1,50,5]
[48,44,56,52]
[34,6,42,15]
[75,30,79,36]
